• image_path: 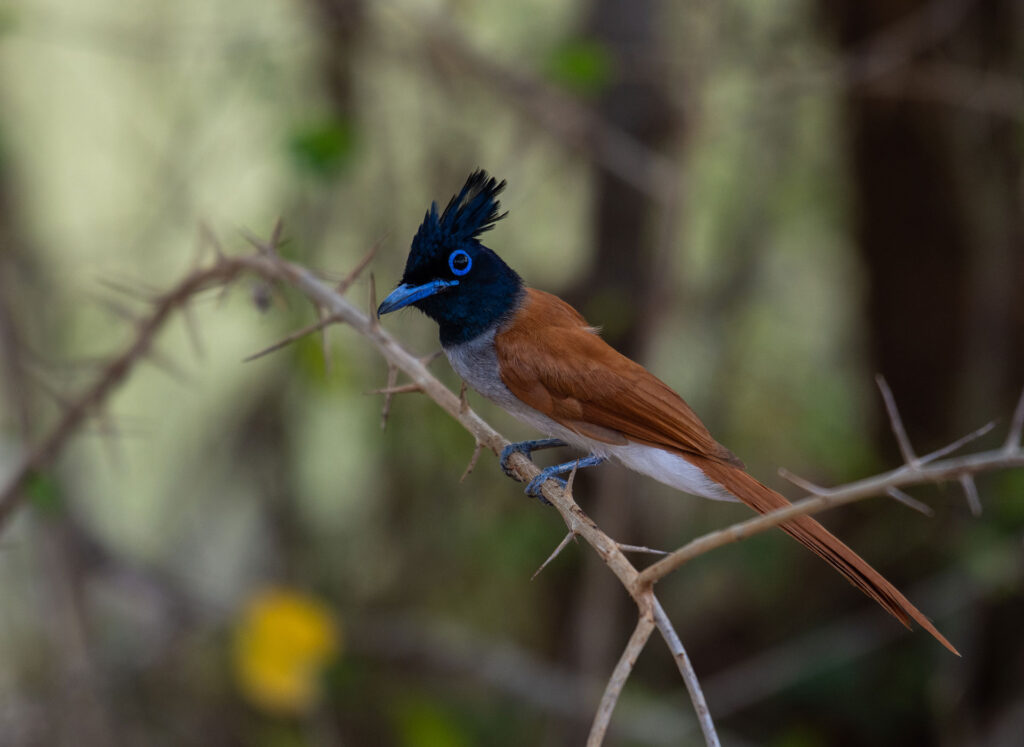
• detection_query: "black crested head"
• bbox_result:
[383,170,523,347]
[405,169,508,277]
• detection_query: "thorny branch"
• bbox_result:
[2,231,1023,746]
[0,238,719,745]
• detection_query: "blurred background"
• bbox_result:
[0,0,1022,745]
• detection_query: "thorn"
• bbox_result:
[368,274,379,331]
[616,543,669,556]
[268,218,285,254]
[191,223,210,267]
[96,278,157,303]
[920,421,996,465]
[460,441,483,483]
[366,383,423,396]
[242,314,340,362]
[960,473,982,516]
[886,486,934,517]
[420,350,445,367]
[532,531,576,580]
[564,462,580,496]
[459,380,470,414]
[876,374,919,467]
[337,234,387,295]
[1005,386,1024,453]
[200,222,225,260]
[146,347,192,385]
[242,223,283,257]
[241,228,269,255]
[96,295,141,324]
[379,363,398,430]
[777,467,831,496]
[182,300,205,360]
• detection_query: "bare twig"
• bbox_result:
[638,444,1024,588]
[876,374,918,466]
[616,543,668,556]
[860,63,1024,122]
[420,349,445,367]
[95,294,141,324]
[268,218,284,254]
[886,486,934,517]
[459,441,483,483]
[778,468,831,496]
[337,235,386,295]
[532,465,583,579]
[242,313,341,362]
[960,473,982,516]
[532,531,577,581]
[199,222,225,260]
[368,273,379,331]
[96,277,160,304]
[1006,386,1024,452]
[0,258,248,529]
[145,346,193,385]
[652,598,720,747]
[587,612,656,747]
[368,383,423,396]
[920,420,995,465]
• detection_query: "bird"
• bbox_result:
[377,169,958,655]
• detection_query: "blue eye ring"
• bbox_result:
[448,249,472,276]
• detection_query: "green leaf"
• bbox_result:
[287,118,358,179]
[26,471,62,515]
[394,698,470,747]
[545,39,613,98]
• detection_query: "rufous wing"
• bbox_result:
[494,288,741,466]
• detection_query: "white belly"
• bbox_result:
[444,331,737,503]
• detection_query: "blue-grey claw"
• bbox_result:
[522,455,606,501]
[499,439,567,480]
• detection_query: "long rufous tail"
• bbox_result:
[695,458,959,655]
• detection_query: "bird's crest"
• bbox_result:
[408,170,507,271]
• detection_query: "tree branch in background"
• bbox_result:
[588,610,655,746]
[2,228,1023,746]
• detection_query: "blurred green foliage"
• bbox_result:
[0,0,1019,745]
[544,37,614,97]
[288,118,359,180]
[393,697,470,747]
[25,472,62,515]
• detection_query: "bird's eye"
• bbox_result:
[448,249,472,276]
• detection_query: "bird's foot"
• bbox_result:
[524,455,606,500]
[499,439,567,479]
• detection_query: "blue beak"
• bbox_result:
[377,279,459,317]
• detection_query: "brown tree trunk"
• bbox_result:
[825,0,1024,451]
[823,2,1024,743]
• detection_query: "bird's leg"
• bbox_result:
[499,438,567,479]
[524,455,606,498]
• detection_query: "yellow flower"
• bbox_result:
[233,588,340,715]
